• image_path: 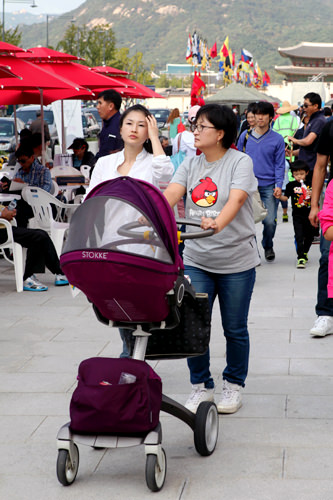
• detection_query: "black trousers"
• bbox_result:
[0,227,62,280]
[293,213,316,260]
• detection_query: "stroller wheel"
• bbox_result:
[145,448,167,492]
[56,445,79,486]
[194,401,219,456]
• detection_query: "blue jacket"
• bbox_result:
[237,128,285,188]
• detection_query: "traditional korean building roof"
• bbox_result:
[278,42,333,60]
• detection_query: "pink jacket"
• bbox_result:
[319,181,333,298]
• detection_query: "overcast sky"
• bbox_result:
[6,0,85,14]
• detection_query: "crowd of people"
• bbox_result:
[1,87,333,416]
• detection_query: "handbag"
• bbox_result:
[126,292,211,360]
[252,190,268,223]
[170,133,186,172]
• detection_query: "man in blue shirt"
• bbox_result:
[237,101,285,262]
[95,89,124,160]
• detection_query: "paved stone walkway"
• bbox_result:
[1,210,332,500]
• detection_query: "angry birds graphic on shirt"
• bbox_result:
[190,177,218,207]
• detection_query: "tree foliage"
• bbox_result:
[57,24,116,67]
[111,47,154,85]
[0,24,22,46]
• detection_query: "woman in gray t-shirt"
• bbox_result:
[164,104,260,415]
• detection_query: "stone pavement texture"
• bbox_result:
[1,210,333,500]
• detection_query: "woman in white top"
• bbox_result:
[86,104,174,357]
[87,104,174,195]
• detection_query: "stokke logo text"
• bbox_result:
[82,251,108,259]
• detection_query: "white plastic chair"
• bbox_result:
[0,218,24,292]
[80,164,91,182]
[22,186,80,257]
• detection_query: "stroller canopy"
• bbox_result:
[60,177,183,323]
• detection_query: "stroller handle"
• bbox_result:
[176,218,215,240]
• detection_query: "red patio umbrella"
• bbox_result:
[0,64,21,79]
[0,55,89,160]
[92,68,164,99]
[23,60,130,91]
[0,41,28,54]
[93,65,130,76]
[17,46,83,62]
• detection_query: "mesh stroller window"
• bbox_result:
[63,196,173,264]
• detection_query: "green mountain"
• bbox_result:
[19,0,333,82]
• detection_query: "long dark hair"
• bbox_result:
[120,104,153,153]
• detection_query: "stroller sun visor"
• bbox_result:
[60,177,184,323]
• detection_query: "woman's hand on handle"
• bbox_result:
[201,217,220,233]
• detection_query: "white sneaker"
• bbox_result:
[310,316,333,337]
[185,383,215,413]
[217,380,242,414]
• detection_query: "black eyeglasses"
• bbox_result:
[190,123,216,133]
[303,103,313,108]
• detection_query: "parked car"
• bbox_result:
[14,105,58,149]
[82,111,100,138]
[148,109,170,129]
[82,106,102,129]
[0,117,25,152]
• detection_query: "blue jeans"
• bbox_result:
[258,184,278,250]
[185,265,256,388]
[316,232,333,316]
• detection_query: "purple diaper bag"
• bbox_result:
[70,357,162,434]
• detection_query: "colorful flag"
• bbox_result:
[210,42,217,59]
[186,33,193,63]
[264,70,271,84]
[241,48,253,64]
[219,36,229,60]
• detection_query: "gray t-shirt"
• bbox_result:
[172,148,260,273]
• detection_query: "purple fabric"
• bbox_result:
[61,252,176,322]
[86,177,180,264]
[61,177,183,323]
[70,357,162,434]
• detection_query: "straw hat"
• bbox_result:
[276,101,298,114]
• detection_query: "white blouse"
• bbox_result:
[86,148,174,196]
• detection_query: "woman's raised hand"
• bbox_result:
[146,114,159,141]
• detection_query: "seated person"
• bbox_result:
[14,142,52,192]
[159,135,172,156]
[10,143,53,228]
[7,129,33,166]
[68,138,96,175]
[0,204,68,291]
[22,133,52,169]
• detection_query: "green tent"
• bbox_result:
[206,83,281,112]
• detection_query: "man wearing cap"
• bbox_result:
[68,138,96,174]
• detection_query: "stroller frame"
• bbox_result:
[56,178,219,492]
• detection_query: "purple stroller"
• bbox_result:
[56,177,219,492]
